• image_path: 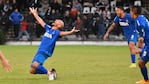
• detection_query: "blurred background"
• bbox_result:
[0,0,148,44]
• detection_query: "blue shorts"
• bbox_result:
[141,46,149,62]
[32,53,49,65]
[126,33,138,44]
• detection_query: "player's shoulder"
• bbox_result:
[136,15,147,23]
[137,15,145,19]
[113,16,119,21]
[126,13,131,16]
[125,13,132,19]
[45,24,52,29]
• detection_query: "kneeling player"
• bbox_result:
[29,7,79,80]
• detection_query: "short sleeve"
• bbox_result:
[55,30,60,37]
[44,24,52,31]
[136,19,145,27]
[113,16,119,23]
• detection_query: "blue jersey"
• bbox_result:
[37,24,60,56]
[135,15,149,46]
[114,13,137,40]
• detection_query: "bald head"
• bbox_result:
[53,19,64,29]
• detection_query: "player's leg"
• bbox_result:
[128,42,137,68]
[128,33,138,68]
[136,47,149,83]
[30,54,56,80]
[138,38,144,58]
[30,61,49,74]
[30,54,49,74]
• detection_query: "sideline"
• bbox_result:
[6,41,128,46]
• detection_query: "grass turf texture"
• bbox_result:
[0,45,146,84]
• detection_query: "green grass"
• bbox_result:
[0,45,146,84]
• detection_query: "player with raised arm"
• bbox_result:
[29,7,79,80]
[130,6,149,84]
[103,6,139,68]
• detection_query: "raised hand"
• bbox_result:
[29,7,38,15]
[71,27,80,33]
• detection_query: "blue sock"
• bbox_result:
[140,66,149,80]
[131,54,136,63]
[35,65,48,74]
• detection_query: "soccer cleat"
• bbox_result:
[136,80,149,84]
[48,68,57,80]
[129,63,137,68]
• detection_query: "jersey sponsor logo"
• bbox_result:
[44,32,52,39]
[119,22,129,26]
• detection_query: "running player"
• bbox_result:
[130,6,149,84]
[103,6,139,68]
[29,7,79,80]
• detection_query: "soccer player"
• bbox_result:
[130,6,149,84]
[0,51,12,72]
[29,7,79,80]
[103,6,139,68]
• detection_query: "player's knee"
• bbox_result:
[30,68,36,74]
[138,60,145,68]
[129,42,135,49]
[30,62,39,74]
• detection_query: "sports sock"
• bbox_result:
[35,65,48,74]
[140,66,149,80]
[131,54,136,63]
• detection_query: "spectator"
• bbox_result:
[0,11,10,33]
[103,8,111,27]
[9,8,24,38]
[81,15,90,39]
[62,1,72,14]
[95,0,105,11]
[27,0,42,8]
[61,11,73,40]
[3,0,10,13]
[73,0,82,13]
[35,21,45,38]
[103,8,111,20]
[75,15,82,40]
[116,0,124,7]
[45,7,51,20]
[26,11,35,40]
[50,0,62,12]
[17,19,30,41]
[6,5,13,15]
[38,0,49,18]
[63,11,72,31]
[9,0,17,8]
[49,9,60,22]
[95,14,105,39]
[95,7,102,15]
[83,0,93,7]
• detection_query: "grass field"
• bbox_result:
[0,45,146,84]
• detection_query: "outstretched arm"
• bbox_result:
[29,7,45,28]
[0,51,12,72]
[103,22,116,40]
[60,27,79,36]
